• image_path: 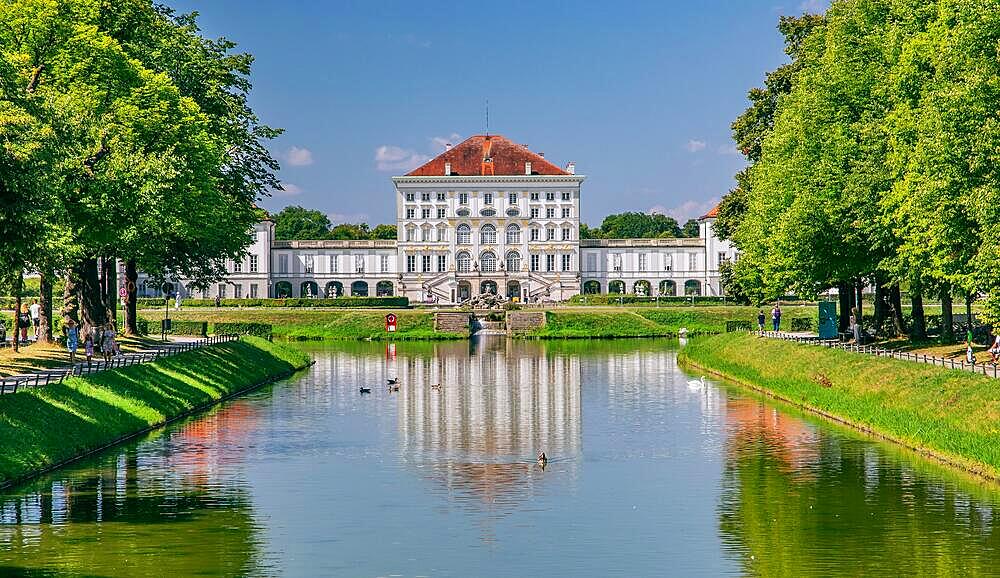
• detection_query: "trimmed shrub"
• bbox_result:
[169,320,208,336]
[726,320,753,332]
[213,322,273,340]
[135,296,409,308]
[790,317,814,332]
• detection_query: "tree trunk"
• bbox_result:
[838,282,852,332]
[124,259,139,335]
[966,294,974,339]
[74,258,108,330]
[910,288,926,341]
[890,284,907,336]
[940,289,954,343]
[855,278,864,321]
[62,271,79,325]
[38,272,53,344]
[13,273,22,353]
[101,256,117,322]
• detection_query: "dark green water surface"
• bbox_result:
[1,338,998,576]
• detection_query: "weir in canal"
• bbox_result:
[1,337,999,576]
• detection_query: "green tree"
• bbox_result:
[596,212,682,238]
[369,224,397,240]
[680,219,700,238]
[273,206,332,240]
[329,223,370,240]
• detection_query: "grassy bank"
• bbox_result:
[524,306,815,338]
[140,308,467,340]
[680,333,1000,478]
[0,336,310,488]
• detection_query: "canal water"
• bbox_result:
[2,338,999,576]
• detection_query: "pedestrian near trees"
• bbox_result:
[17,304,31,344]
[65,319,79,364]
[851,307,861,343]
[771,303,782,332]
[757,309,766,332]
[29,299,40,340]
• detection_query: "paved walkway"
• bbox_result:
[758,331,1000,378]
[0,335,238,394]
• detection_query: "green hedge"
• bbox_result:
[569,294,731,305]
[726,320,753,332]
[790,317,815,332]
[169,320,207,336]
[213,322,273,339]
[135,296,409,308]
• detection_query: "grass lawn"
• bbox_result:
[0,336,310,488]
[681,333,1000,478]
[140,308,467,340]
[0,335,164,378]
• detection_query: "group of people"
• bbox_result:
[757,304,782,332]
[63,320,120,366]
[0,299,43,344]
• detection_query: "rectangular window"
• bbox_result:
[422,208,431,219]
[531,207,540,219]
[217,283,227,298]
[508,192,517,205]
[421,192,430,202]
[562,254,571,271]
[530,192,539,201]
[249,254,259,273]
[638,254,647,272]
[561,228,571,241]
[613,254,622,272]
[380,255,389,273]
[250,283,258,298]
[355,255,365,273]
[304,254,314,274]
[406,255,416,273]
[546,208,555,219]
[586,253,597,271]
[562,192,571,201]
[530,254,540,271]
[233,284,242,299]
[232,259,242,273]
[546,228,555,241]
[331,255,339,272]
[546,254,555,272]
[437,208,446,219]
[405,228,415,242]
[438,255,447,272]
[405,193,415,202]
[459,193,469,205]
[546,192,555,201]
[689,253,697,271]
[278,254,288,273]
[406,208,415,219]
[422,255,431,272]
[562,207,571,219]
[530,228,540,241]
[664,254,672,271]
[484,192,493,205]
[437,192,446,201]
[718,252,729,266]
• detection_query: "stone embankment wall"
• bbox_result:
[507,311,546,334]
[434,312,471,333]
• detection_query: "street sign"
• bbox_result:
[119,286,127,298]
[386,313,397,333]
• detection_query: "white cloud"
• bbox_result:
[684,139,707,153]
[272,182,302,196]
[798,0,827,12]
[374,145,430,172]
[328,212,371,225]
[284,146,314,166]
[716,144,741,156]
[430,133,462,151]
[649,197,720,223]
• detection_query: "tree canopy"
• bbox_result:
[272,205,396,241]
[581,212,701,239]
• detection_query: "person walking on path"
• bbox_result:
[757,310,766,332]
[174,291,182,310]
[17,304,31,344]
[29,299,40,340]
[771,303,782,332]
[65,319,79,364]
[214,295,221,308]
[851,307,861,344]
[101,322,117,365]
[990,332,1000,365]
[83,327,95,367]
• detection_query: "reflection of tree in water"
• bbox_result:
[718,397,1000,575]
[0,401,267,577]
[396,338,582,520]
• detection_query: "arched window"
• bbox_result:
[457,224,471,244]
[506,250,521,272]
[480,251,497,272]
[457,251,472,272]
[480,224,497,245]
[506,224,521,245]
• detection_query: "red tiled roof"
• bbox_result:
[405,134,570,177]
[701,204,720,219]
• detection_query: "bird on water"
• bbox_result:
[359,386,372,394]
[537,452,547,468]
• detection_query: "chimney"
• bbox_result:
[444,162,452,176]
[525,161,532,175]
[566,162,575,175]
[445,143,452,151]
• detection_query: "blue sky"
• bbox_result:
[170,0,828,226]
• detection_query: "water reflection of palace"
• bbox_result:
[395,338,582,507]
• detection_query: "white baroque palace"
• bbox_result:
[131,134,737,302]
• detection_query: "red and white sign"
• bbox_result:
[119,286,128,299]
[385,313,397,333]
